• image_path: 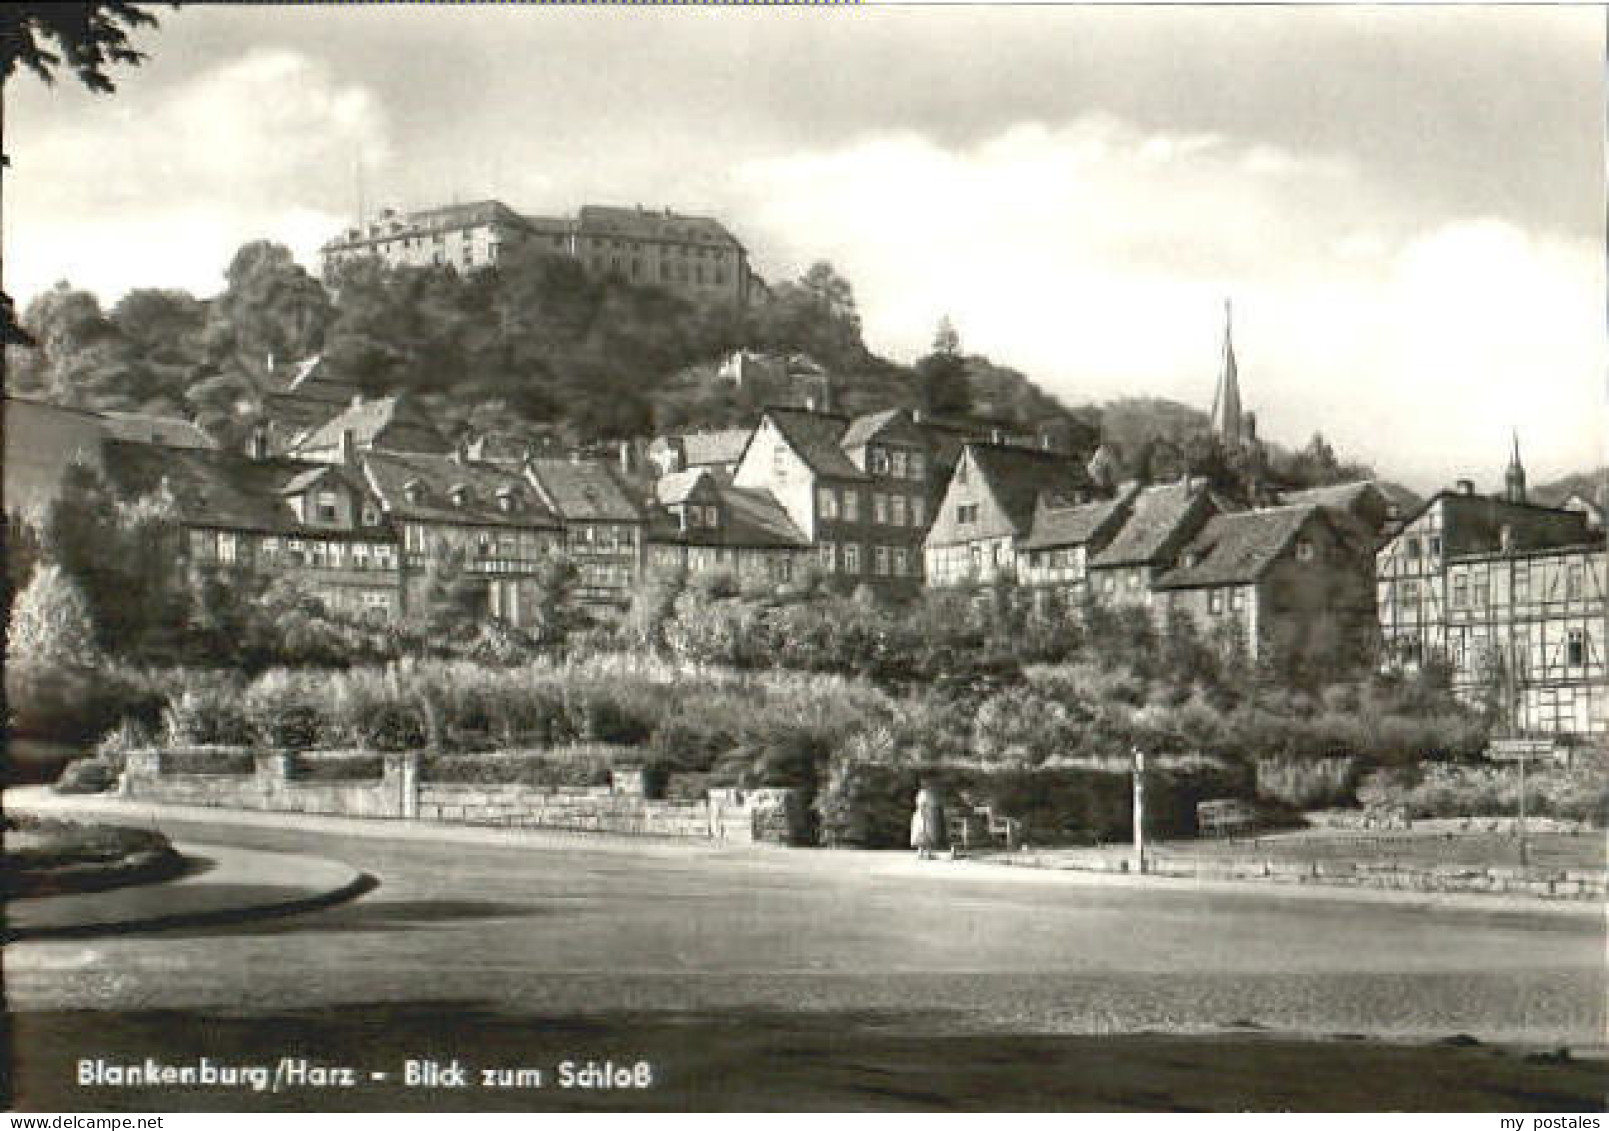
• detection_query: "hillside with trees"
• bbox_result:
[7,237,1376,496]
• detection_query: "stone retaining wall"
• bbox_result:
[118,749,805,844]
[1019,851,1607,900]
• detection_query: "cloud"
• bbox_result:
[4,48,387,302]
[731,118,1602,489]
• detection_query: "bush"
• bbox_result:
[6,564,101,668]
[161,746,255,775]
[1256,756,1359,809]
[5,660,162,746]
[54,757,119,794]
[422,746,616,788]
[162,676,252,747]
[290,752,386,782]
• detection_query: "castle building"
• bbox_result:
[1375,439,1606,740]
[319,200,762,307]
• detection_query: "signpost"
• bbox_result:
[1488,738,1553,868]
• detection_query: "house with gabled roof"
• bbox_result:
[1086,478,1225,608]
[923,442,1094,586]
[646,466,812,585]
[1376,444,1605,738]
[361,449,563,628]
[1279,480,1396,538]
[522,457,647,606]
[1018,482,1142,600]
[291,394,451,463]
[100,439,404,621]
[1153,503,1378,664]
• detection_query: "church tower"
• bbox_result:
[1210,298,1243,448]
[1505,429,1527,504]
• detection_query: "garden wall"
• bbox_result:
[118,748,805,844]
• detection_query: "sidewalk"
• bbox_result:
[6,840,372,939]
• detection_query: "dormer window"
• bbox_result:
[403,479,425,504]
[1295,538,1316,563]
[702,505,719,529]
[449,484,471,508]
[315,489,338,523]
[361,504,381,526]
[496,486,518,513]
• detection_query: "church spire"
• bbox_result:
[1505,428,1527,504]
[1210,297,1243,447]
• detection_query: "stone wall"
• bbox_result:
[122,749,411,819]
[1012,849,1607,901]
[119,749,805,843]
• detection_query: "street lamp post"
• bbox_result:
[1132,744,1147,875]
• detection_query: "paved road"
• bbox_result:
[6,814,1606,1110]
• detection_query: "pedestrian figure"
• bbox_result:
[910,782,946,860]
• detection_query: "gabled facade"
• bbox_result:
[923,443,1093,586]
[731,407,930,585]
[1377,476,1605,739]
[522,457,647,606]
[1153,505,1377,664]
[1017,483,1141,599]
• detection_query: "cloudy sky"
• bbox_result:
[5,4,1603,490]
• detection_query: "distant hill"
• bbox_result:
[1531,468,1605,509]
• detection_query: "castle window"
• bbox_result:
[874,546,890,576]
[956,503,978,526]
[1405,536,1421,560]
[1295,538,1316,562]
[1208,590,1225,615]
[911,497,926,527]
[819,541,836,571]
[1451,572,1468,608]
[1514,568,1530,603]
[891,451,908,478]
[891,495,908,527]
[873,493,889,524]
[843,489,860,522]
[910,453,926,480]
[1567,564,1584,601]
[1568,629,1585,667]
[316,490,338,523]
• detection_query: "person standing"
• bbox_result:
[910,782,946,860]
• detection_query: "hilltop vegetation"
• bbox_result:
[6,241,1090,449]
[6,237,1392,495]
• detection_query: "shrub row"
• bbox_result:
[815,759,1251,849]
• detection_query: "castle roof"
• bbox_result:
[763,407,863,480]
[362,450,558,529]
[292,395,450,458]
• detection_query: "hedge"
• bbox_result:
[289,752,386,782]
[816,760,1251,849]
[160,745,255,776]
[422,746,619,788]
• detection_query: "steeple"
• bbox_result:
[1505,428,1527,504]
[1210,297,1243,447]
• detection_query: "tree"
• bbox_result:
[1,3,164,94]
[7,563,102,667]
[913,349,972,418]
[932,315,961,357]
[417,544,484,639]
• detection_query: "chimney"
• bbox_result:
[619,439,636,475]
[350,392,365,409]
[452,434,471,465]
[265,351,276,375]
[991,428,1004,445]
[247,427,270,461]
[911,409,924,425]
[338,428,357,467]
[1499,524,1514,553]
[804,394,818,413]
[570,450,583,465]
[1456,478,1475,496]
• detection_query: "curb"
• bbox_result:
[5,871,378,942]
